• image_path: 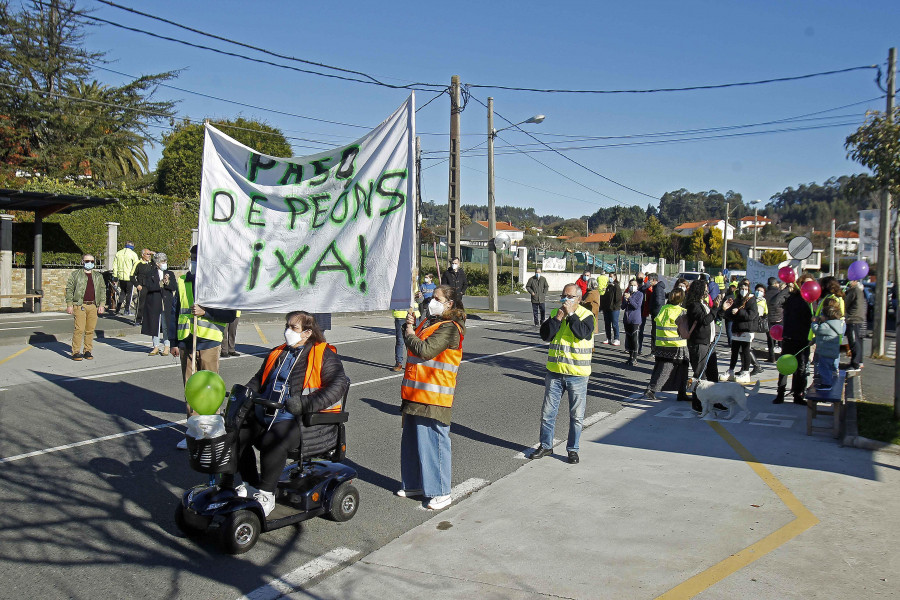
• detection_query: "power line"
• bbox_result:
[41,1,445,92]
[463,163,610,208]
[469,94,657,199]
[466,65,880,94]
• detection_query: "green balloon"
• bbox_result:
[776,354,798,376]
[185,370,226,415]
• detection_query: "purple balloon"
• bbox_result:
[847,260,869,281]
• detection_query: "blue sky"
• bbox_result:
[81,0,898,220]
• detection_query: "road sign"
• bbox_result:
[788,236,813,260]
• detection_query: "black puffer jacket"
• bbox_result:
[724,293,758,334]
[781,292,812,340]
[686,301,722,345]
[247,343,350,456]
[765,285,788,324]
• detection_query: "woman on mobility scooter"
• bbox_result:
[221,310,349,516]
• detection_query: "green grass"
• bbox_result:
[857,401,900,445]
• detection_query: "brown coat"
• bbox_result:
[581,289,601,317]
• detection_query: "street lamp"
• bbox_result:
[751,199,762,262]
[487,97,544,311]
[831,220,857,276]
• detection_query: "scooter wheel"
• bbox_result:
[325,482,359,522]
[219,510,260,554]
[174,503,205,537]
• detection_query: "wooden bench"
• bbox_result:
[805,370,846,438]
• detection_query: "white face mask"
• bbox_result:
[630,285,637,292]
[739,289,748,297]
[159,263,168,271]
[83,261,94,270]
[451,263,459,271]
[428,298,446,316]
[189,260,197,274]
[756,290,764,298]
[583,275,589,281]
[284,328,305,347]
[424,278,432,284]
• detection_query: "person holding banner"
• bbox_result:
[169,245,237,445]
[399,285,466,510]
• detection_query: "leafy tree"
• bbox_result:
[726,249,744,269]
[706,228,724,265]
[759,223,781,239]
[155,118,292,198]
[0,0,177,181]
[612,228,633,252]
[759,249,787,265]
[845,109,900,195]
[768,175,877,230]
[687,228,706,260]
[644,215,665,244]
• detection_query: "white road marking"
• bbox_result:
[417,477,490,511]
[0,419,187,464]
[2,342,547,463]
[239,547,359,600]
[0,316,72,325]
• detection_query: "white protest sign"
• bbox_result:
[542,257,566,271]
[195,96,416,312]
[746,258,779,287]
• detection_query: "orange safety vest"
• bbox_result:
[401,320,464,408]
[260,342,342,413]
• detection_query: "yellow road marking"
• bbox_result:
[254,323,269,345]
[0,346,31,366]
[655,422,818,600]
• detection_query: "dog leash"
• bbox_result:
[695,321,725,385]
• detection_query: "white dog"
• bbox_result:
[693,380,760,420]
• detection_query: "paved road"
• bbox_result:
[0,310,646,599]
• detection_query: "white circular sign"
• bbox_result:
[494,232,511,251]
[787,236,813,260]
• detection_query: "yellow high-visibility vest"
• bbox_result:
[654,304,687,348]
[175,276,227,343]
[546,304,594,376]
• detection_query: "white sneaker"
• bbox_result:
[735,371,751,383]
[427,495,451,510]
[719,370,735,382]
[612,340,621,346]
[254,490,276,516]
[396,488,423,498]
[176,438,188,450]
[602,340,610,344]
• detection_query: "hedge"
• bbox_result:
[6,180,198,267]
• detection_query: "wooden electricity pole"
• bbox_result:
[874,47,896,359]
[447,76,462,264]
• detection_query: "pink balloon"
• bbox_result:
[778,266,796,284]
[769,324,784,341]
[800,280,822,303]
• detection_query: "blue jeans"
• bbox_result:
[401,414,451,497]
[603,309,620,342]
[151,335,170,349]
[539,372,588,452]
[816,355,839,387]
[394,318,405,365]
[532,302,546,325]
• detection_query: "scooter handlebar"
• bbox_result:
[252,397,284,411]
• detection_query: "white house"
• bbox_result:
[674,219,735,241]
[738,215,773,233]
[461,220,524,246]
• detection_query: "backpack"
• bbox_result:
[675,309,696,340]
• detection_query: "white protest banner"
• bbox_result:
[542,257,566,271]
[195,96,416,312]
[746,258,779,287]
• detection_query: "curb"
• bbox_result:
[842,375,900,454]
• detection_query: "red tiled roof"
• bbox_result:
[739,215,772,222]
[675,219,722,230]
[475,220,521,232]
[813,230,859,239]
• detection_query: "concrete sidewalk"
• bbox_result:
[302,384,900,599]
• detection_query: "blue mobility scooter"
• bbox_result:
[175,384,359,554]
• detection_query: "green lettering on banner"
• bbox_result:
[377,170,408,216]
[278,163,304,185]
[336,145,360,180]
[271,246,310,289]
[352,181,373,220]
[330,184,351,225]
[308,240,354,287]
[308,157,333,187]
[285,197,310,230]
[247,195,268,227]
[247,241,265,290]
[357,235,367,293]
[309,194,331,229]
[210,189,236,223]
[247,153,278,182]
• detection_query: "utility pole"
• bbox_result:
[830,218,836,276]
[722,202,729,271]
[883,48,900,419]
[447,76,462,264]
[874,48,895,359]
[415,136,422,278]
[487,97,498,311]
